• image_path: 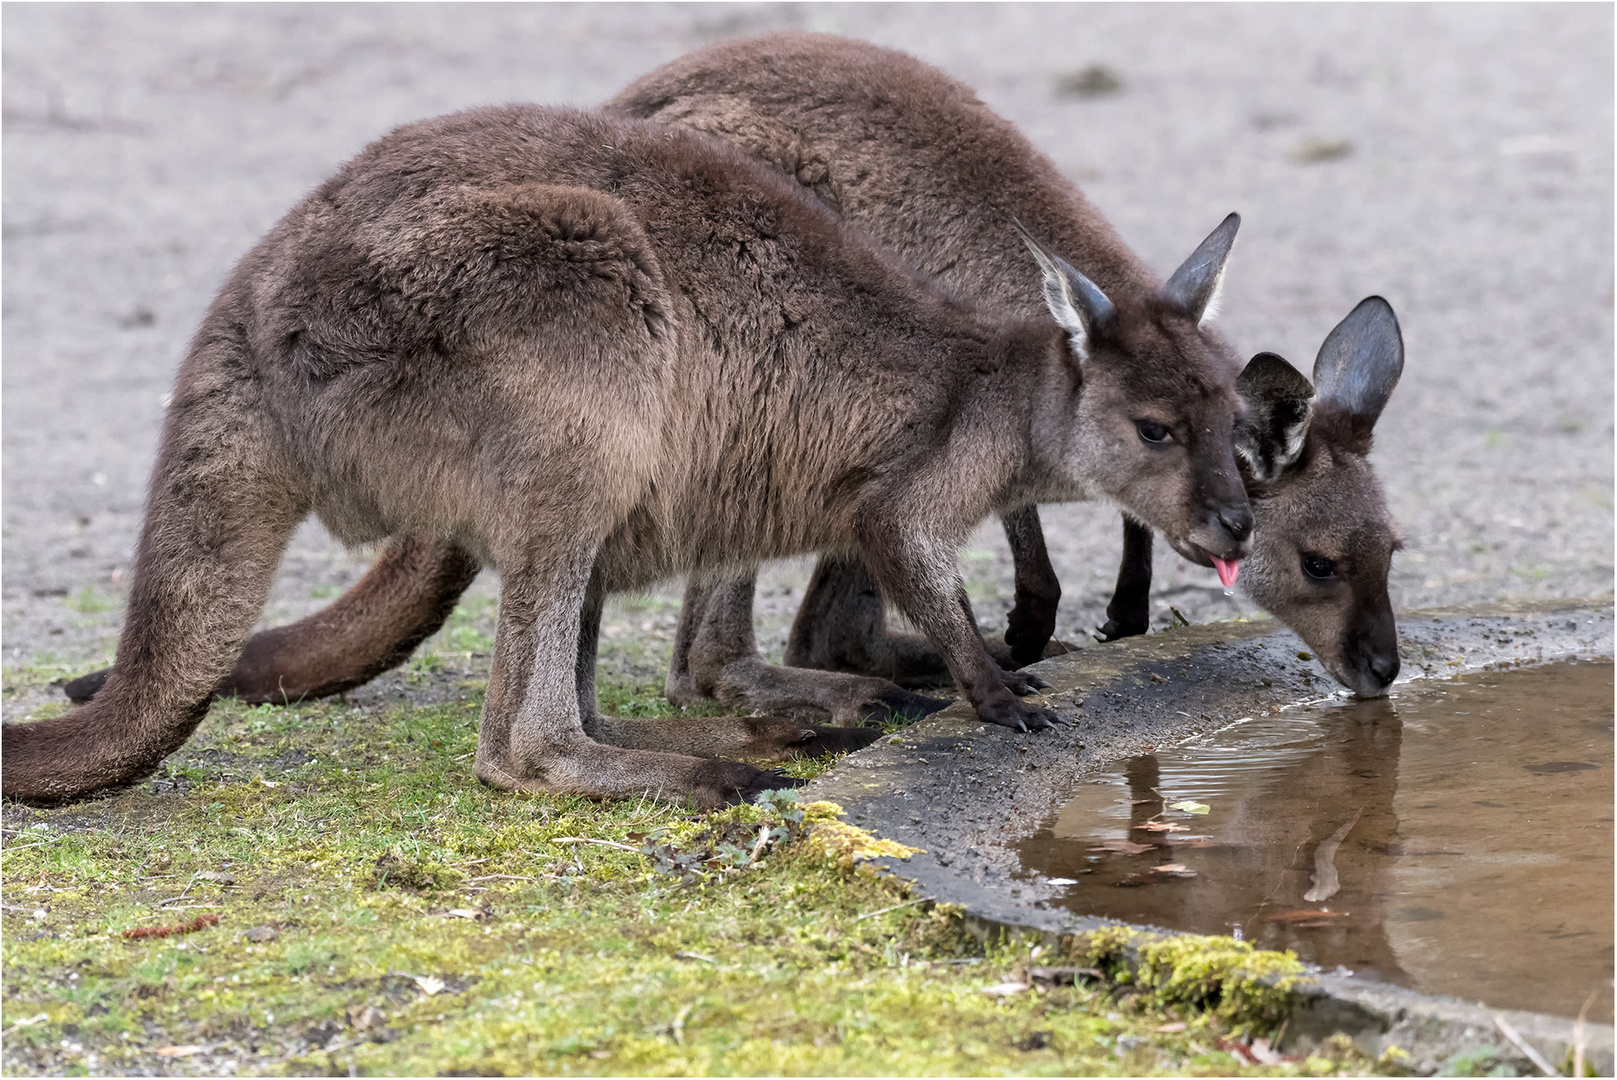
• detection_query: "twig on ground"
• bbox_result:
[675,951,717,964]
[464,874,538,883]
[551,837,643,854]
[1493,1014,1557,1077]
[853,897,931,922]
[0,1013,50,1037]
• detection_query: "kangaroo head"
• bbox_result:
[1235,297,1406,697]
[1021,214,1253,574]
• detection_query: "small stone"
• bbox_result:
[243,925,278,943]
[1054,65,1123,98]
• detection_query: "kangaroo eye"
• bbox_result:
[1301,554,1337,580]
[1135,420,1172,444]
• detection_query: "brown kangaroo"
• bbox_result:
[10,103,1253,805]
[63,32,1403,722]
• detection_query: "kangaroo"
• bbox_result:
[63,32,1403,722]
[8,103,1253,805]
[616,34,1405,703]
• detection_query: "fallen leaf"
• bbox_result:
[413,975,445,996]
[1088,839,1154,855]
[156,1046,204,1058]
[1137,821,1188,833]
[1155,1021,1188,1033]
[1168,801,1210,815]
[196,871,236,885]
[1249,1037,1287,1065]
[443,908,483,921]
[1148,864,1196,878]
[980,981,1030,996]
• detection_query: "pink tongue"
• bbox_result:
[1211,557,1241,588]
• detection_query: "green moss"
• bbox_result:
[1074,926,1309,1033]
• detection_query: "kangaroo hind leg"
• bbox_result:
[4,338,311,803]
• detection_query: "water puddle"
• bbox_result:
[1018,660,1614,1019]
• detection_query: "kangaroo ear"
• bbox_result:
[1161,212,1241,326]
[1313,296,1404,438]
[1014,219,1114,362]
[1235,352,1314,482]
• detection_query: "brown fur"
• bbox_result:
[6,101,1250,805]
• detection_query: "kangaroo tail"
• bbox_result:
[3,326,308,803]
[62,539,479,706]
[230,538,479,703]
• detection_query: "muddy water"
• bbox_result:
[1018,661,1614,1019]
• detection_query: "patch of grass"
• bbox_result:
[1,677,1382,1076]
[62,584,118,615]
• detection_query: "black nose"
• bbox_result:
[1367,651,1400,688]
[1216,505,1253,543]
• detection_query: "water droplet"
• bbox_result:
[1223,586,1235,597]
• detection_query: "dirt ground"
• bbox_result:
[3,3,1612,690]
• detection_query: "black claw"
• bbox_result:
[1026,674,1052,691]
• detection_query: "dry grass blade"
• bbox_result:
[1492,1013,1557,1076]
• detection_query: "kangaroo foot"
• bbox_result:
[862,685,953,725]
[796,725,884,756]
[977,693,1061,733]
[62,668,111,705]
[1094,615,1150,642]
[995,666,1052,696]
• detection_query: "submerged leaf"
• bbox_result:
[1169,800,1211,815]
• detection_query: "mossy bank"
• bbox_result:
[0,603,1400,1077]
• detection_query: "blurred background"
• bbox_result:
[3,3,1611,695]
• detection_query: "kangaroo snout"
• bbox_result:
[1193,503,1254,562]
[1215,504,1253,545]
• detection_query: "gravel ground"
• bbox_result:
[3,3,1611,696]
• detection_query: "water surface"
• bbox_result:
[1018,661,1613,1019]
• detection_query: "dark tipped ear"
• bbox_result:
[1313,296,1404,437]
[1161,212,1240,326]
[1235,352,1314,482]
[1014,219,1114,362]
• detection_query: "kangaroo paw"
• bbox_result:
[725,766,809,805]
[62,668,111,705]
[1093,617,1149,642]
[792,725,884,757]
[868,686,953,725]
[976,694,1062,734]
[995,666,1051,696]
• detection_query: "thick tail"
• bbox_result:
[4,329,308,803]
[64,538,480,706]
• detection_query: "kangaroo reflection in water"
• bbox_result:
[1019,662,1615,1019]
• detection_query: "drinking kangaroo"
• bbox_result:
[124,33,1406,726]
[5,103,1255,805]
